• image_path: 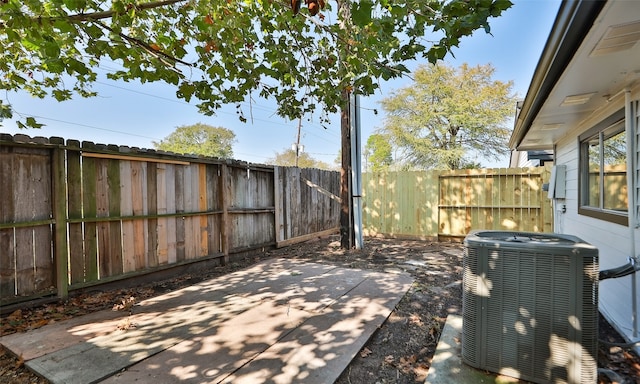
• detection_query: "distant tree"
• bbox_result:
[267,149,332,170]
[379,63,515,170]
[153,123,235,158]
[364,133,394,172]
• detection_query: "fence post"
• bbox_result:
[51,138,69,299]
[273,166,284,244]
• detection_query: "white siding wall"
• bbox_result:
[553,99,640,343]
[509,150,536,168]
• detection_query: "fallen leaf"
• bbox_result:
[414,363,430,379]
[360,347,372,358]
[116,317,136,331]
[409,314,423,327]
[30,319,50,330]
[7,309,22,320]
[15,353,24,368]
[113,296,135,312]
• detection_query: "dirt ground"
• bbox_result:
[1,236,640,384]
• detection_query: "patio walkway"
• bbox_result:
[1,258,413,384]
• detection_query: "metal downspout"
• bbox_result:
[350,94,363,249]
[625,90,638,337]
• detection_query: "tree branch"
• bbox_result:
[0,0,188,29]
[67,0,187,22]
[96,21,194,68]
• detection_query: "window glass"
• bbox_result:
[580,118,627,214]
[587,136,600,207]
[602,129,627,211]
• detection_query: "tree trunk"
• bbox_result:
[340,89,352,249]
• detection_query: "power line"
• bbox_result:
[10,111,164,141]
[95,63,344,138]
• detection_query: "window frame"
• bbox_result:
[578,108,628,226]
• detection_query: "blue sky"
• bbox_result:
[1,0,561,168]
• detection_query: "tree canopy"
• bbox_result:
[376,62,515,170]
[267,148,332,169]
[153,123,235,158]
[1,0,512,128]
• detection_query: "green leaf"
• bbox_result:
[352,0,373,27]
[21,39,40,52]
[63,0,86,11]
[18,117,45,129]
[0,102,13,120]
[27,117,45,128]
[42,41,61,59]
[177,82,196,102]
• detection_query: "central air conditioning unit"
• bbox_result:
[461,231,599,384]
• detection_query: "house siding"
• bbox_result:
[553,98,640,343]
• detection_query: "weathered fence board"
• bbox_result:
[0,146,17,297]
[146,163,159,267]
[107,157,123,276]
[0,135,340,306]
[82,150,100,282]
[0,146,54,302]
[174,165,186,263]
[156,163,169,266]
[274,167,340,247]
[131,161,148,270]
[120,161,135,273]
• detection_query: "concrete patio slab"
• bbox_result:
[425,314,520,384]
[1,258,413,384]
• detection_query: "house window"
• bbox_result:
[579,109,628,225]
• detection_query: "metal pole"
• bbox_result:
[350,93,363,249]
[625,89,638,337]
[295,117,302,167]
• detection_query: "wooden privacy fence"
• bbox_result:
[362,166,553,240]
[0,134,339,306]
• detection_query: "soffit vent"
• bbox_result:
[591,19,640,56]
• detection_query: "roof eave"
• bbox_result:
[509,0,607,150]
